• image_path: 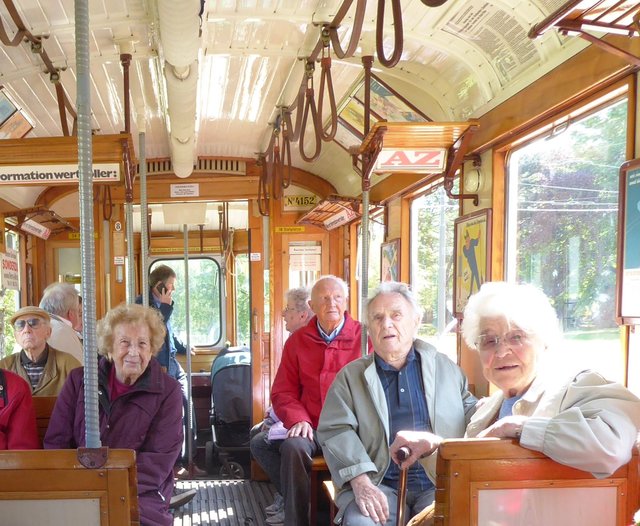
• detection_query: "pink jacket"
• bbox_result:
[271,312,371,429]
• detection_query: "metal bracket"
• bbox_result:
[77,446,109,469]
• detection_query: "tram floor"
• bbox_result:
[172,478,332,526]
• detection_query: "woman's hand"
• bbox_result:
[350,473,389,523]
[477,415,528,439]
[390,430,442,469]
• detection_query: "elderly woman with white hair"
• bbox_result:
[406,281,640,526]
[461,281,640,478]
[318,281,477,526]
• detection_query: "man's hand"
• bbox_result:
[350,473,389,524]
[389,430,442,469]
[477,415,527,439]
[286,420,314,440]
[155,285,173,305]
[190,347,197,356]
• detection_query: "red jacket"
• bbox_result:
[0,368,39,449]
[271,312,371,429]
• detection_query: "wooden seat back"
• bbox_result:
[434,438,639,526]
[33,395,57,446]
[0,448,139,525]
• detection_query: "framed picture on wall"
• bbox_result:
[333,119,363,153]
[354,74,429,123]
[453,209,492,318]
[616,158,640,323]
[381,238,400,282]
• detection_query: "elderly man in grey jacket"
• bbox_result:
[317,282,477,525]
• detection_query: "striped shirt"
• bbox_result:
[20,347,49,390]
[375,348,434,493]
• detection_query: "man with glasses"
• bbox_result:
[0,306,81,396]
[251,286,313,520]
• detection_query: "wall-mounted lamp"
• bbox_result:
[463,168,482,193]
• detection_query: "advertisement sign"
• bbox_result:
[0,163,120,184]
[374,148,447,173]
[1,249,19,290]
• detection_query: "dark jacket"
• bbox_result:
[271,312,372,429]
[44,357,183,526]
[136,290,186,379]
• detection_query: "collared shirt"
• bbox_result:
[317,317,346,343]
[20,346,49,389]
[375,347,433,493]
[499,394,523,419]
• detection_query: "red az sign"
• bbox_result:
[375,149,447,172]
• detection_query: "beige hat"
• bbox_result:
[9,306,51,326]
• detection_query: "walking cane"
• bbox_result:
[396,446,411,526]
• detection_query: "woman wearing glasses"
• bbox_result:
[0,306,81,396]
[461,281,640,478]
[404,282,640,526]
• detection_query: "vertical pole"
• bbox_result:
[183,225,194,473]
[140,131,149,306]
[360,56,374,356]
[75,0,100,448]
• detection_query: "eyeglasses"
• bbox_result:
[281,307,297,316]
[13,318,44,331]
[475,330,528,352]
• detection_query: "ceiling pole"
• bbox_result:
[140,126,149,307]
[360,55,374,356]
[75,0,101,450]
[120,53,131,134]
[119,52,136,303]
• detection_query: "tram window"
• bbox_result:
[150,257,224,348]
[1,231,20,358]
[234,254,250,346]
[410,185,458,363]
[506,95,627,382]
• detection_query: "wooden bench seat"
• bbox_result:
[434,438,639,526]
[33,395,57,446]
[0,448,139,525]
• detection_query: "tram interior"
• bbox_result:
[1,0,640,524]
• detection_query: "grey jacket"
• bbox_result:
[317,339,477,517]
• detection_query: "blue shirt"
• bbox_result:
[317,317,346,343]
[499,394,523,419]
[375,348,434,493]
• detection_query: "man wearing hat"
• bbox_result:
[0,306,81,396]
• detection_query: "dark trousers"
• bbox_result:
[250,430,321,526]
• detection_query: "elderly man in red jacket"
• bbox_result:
[252,275,372,526]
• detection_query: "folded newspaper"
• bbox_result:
[266,407,289,440]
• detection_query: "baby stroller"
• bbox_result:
[205,345,252,478]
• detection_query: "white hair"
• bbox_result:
[363,281,422,326]
[461,281,561,350]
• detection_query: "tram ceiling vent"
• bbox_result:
[143,158,247,177]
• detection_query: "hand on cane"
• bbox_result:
[390,430,442,469]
